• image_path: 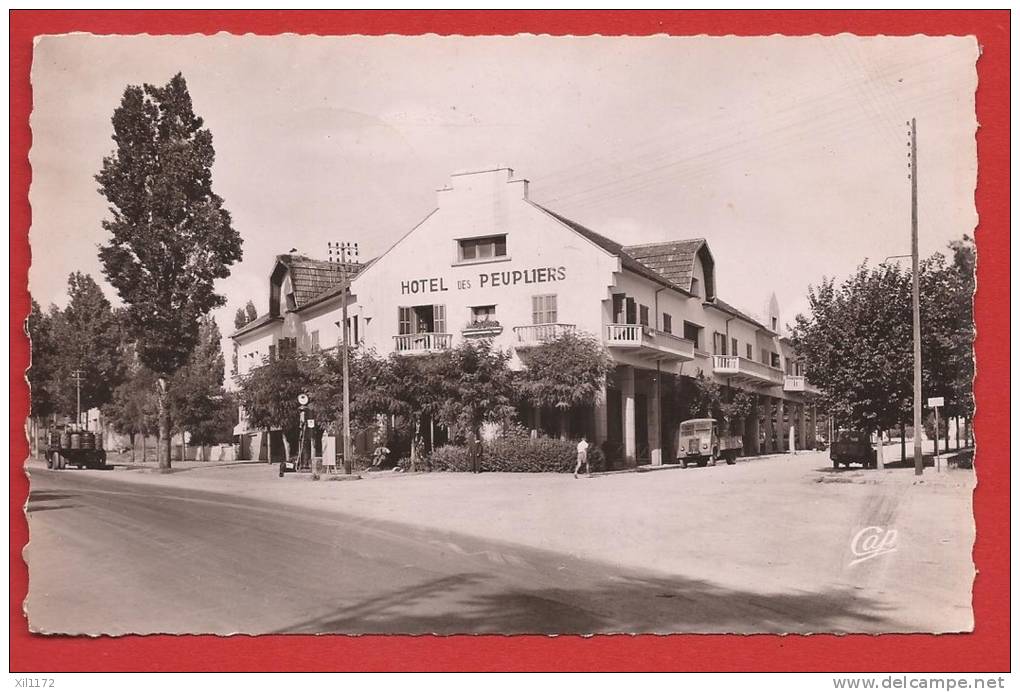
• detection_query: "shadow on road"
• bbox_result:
[280,570,900,635]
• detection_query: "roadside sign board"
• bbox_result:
[927,396,945,408]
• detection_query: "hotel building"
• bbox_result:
[231,167,820,467]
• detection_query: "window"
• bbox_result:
[713,332,727,355]
[761,349,770,365]
[399,305,445,334]
[771,316,779,331]
[683,321,702,350]
[746,343,753,359]
[690,277,701,298]
[662,313,673,334]
[612,294,625,323]
[471,305,497,322]
[343,316,359,345]
[639,305,650,327]
[532,294,558,324]
[731,337,739,357]
[771,352,781,369]
[458,235,507,262]
[278,337,297,359]
[310,330,320,352]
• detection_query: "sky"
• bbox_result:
[28,33,978,344]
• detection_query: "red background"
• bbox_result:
[9,10,1010,672]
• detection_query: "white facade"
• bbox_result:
[230,166,821,466]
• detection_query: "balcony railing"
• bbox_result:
[712,355,785,386]
[394,332,453,354]
[604,323,696,361]
[784,375,820,395]
[512,323,576,347]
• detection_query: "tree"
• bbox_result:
[245,300,258,324]
[104,354,160,462]
[434,340,517,439]
[26,299,58,421]
[792,263,914,434]
[46,273,125,418]
[96,73,243,470]
[235,352,320,452]
[792,241,974,437]
[377,354,451,469]
[234,308,248,331]
[517,331,615,438]
[169,316,235,454]
[314,346,391,436]
[689,372,755,434]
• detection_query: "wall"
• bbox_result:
[351,168,620,366]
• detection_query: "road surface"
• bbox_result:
[23,451,973,635]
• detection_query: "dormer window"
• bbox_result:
[458,234,507,262]
[691,277,701,298]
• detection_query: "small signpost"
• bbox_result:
[928,396,945,470]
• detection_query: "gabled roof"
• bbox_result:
[230,313,282,339]
[272,254,352,309]
[706,297,775,334]
[530,203,693,296]
[296,259,371,313]
[622,240,709,295]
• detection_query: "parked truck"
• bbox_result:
[45,424,108,470]
[829,429,877,469]
[677,418,742,467]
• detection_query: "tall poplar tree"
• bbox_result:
[96,73,242,470]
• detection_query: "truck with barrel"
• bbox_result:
[45,424,108,470]
[676,418,743,467]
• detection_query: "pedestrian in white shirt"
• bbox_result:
[574,437,590,479]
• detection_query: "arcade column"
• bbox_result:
[746,395,761,456]
[798,403,807,452]
[649,367,662,466]
[763,396,775,453]
[621,365,636,465]
[593,385,609,445]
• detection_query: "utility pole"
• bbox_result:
[71,369,85,429]
[329,241,359,475]
[909,118,923,476]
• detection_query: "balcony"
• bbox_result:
[512,323,576,347]
[394,332,453,355]
[783,375,821,395]
[712,355,785,386]
[604,324,696,362]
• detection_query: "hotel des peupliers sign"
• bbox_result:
[400,265,568,295]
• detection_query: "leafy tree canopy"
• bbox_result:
[517,331,614,410]
[96,73,242,376]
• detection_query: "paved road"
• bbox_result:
[23,455,972,635]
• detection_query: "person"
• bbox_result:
[469,433,483,474]
[574,437,590,478]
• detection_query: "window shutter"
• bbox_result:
[434,305,446,333]
[625,297,637,325]
[398,307,411,335]
[612,294,625,323]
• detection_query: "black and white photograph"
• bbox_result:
[24,33,978,636]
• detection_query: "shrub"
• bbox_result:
[423,437,606,473]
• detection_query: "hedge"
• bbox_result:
[401,437,606,473]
